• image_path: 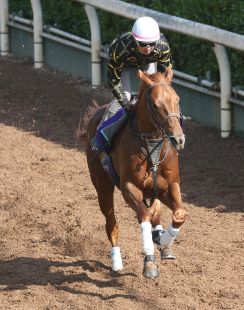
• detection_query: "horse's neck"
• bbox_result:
[136,96,155,133]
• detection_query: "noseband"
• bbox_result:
[146,82,180,133]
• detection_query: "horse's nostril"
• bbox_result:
[179,139,183,144]
[170,137,177,145]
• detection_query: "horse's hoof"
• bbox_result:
[143,263,160,279]
[160,247,176,260]
[143,255,159,279]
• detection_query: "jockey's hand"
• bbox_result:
[121,98,135,113]
[120,98,130,111]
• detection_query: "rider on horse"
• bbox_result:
[91,16,172,152]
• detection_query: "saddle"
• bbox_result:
[96,107,128,153]
[98,106,131,188]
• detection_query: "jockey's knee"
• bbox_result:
[172,209,186,226]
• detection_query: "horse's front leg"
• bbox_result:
[159,182,186,259]
[121,183,159,279]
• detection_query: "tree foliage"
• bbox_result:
[9,0,244,86]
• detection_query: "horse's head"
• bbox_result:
[138,68,185,150]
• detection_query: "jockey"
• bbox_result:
[91,16,172,152]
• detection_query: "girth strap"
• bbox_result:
[130,118,170,208]
[141,137,170,208]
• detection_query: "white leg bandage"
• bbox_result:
[159,224,180,247]
[111,246,123,271]
[140,222,154,255]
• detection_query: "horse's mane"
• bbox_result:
[146,71,166,82]
[138,71,167,101]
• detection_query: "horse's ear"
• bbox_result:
[138,70,154,86]
[138,70,144,80]
[164,67,173,83]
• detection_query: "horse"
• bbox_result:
[82,67,186,279]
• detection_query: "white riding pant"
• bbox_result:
[102,63,157,122]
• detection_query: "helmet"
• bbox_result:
[132,16,160,42]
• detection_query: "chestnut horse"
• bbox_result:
[83,67,186,279]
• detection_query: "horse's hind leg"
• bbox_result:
[90,165,123,271]
[97,184,123,271]
[85,111,122,271]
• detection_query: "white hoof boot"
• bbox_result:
[111,246,123,271]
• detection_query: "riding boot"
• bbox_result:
[91,108,128,153]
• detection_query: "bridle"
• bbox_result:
[135,82,182,208]
[146,82,180,133]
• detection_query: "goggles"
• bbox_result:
[137,41,157,48]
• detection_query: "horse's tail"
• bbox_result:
[76,100,100,141]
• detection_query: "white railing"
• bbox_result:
[0,0,9,55]
[73,0,243,138]
[76,0,244,51]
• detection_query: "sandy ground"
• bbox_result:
[0,56,243,310]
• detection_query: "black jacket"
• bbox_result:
[107,32,172,104]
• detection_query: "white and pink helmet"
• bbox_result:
[132,16,160,42]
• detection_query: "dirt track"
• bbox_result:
[0,57,243,310]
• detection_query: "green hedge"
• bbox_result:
[10,0,244,87]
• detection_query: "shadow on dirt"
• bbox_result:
[0,57,243,213]
[0,57,111,151]
[0,257,138,300]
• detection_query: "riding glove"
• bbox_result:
[120,98,136,113]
